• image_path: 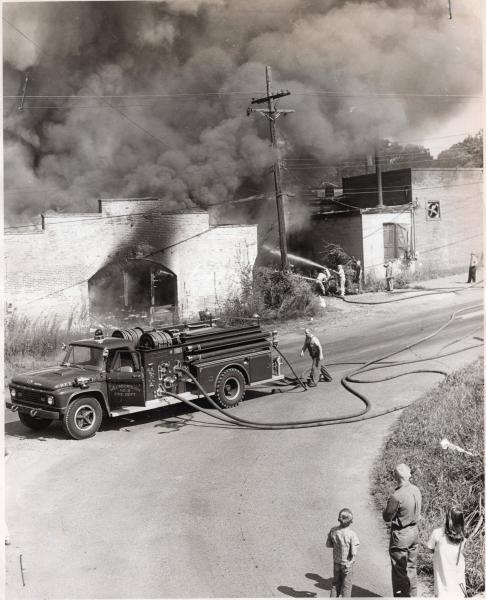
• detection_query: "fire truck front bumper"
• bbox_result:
[6,402,62,420]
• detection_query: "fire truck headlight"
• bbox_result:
[47,396,54,405]
[10,388,16,398]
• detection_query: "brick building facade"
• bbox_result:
[5,198,257,325]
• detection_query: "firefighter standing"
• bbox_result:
[300,329,332,386]
[384,260,395,291]
[336,265,346,297]
[353,259,363,294]
[316,268,330,296]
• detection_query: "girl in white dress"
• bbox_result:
[427,506,466,598]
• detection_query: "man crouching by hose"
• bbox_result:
[300,329,332,387]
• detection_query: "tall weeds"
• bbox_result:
[372,359,484,595]
[221,265,322,323]
[4,312,86,382]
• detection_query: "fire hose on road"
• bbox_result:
[338,280,483,305]
[160,302,483,430]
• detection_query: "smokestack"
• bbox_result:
[375,149,384,208]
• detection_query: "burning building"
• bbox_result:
[5,198,257,326]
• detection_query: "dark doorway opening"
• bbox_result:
[88,259,177,327]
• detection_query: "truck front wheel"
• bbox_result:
[62,397,102,440]
[18,412,53,431]
[215,368,246,408]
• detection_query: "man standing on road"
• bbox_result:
[383,463,422,597]
[352,259,363,294]
[300,329,332,387]
[384,260,395,291]
[467,252,478,283]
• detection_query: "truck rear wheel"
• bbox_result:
[215,368,246,408]
[62,397,102,440]
[18,412,53,431]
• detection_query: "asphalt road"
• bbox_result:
[4,286,483,598]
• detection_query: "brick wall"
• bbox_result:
[5,199,257,324]
[411,169,483,271]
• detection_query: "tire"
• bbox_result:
[18,412,53,431]
[215,368,246,408]
[62,397,102,440]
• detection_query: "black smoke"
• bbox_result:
[3,0,481,224]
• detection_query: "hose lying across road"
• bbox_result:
[165,295,483,429]
[339,279,483,305]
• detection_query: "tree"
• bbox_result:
[377,139,434,171]
[436,131,483,168]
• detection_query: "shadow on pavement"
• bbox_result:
[305,572,381,597]
[4,388,282,440]
[277,586,316,597]
[5,419,68,441]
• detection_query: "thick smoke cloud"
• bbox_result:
[3,0,481,225]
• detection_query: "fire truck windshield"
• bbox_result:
[61,345,104,370]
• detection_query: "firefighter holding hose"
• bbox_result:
[300,329,332,387]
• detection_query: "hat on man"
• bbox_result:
[395,463,411,481]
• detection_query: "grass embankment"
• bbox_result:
[372,359,484,596]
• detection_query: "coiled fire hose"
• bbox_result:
[161,302,483,430]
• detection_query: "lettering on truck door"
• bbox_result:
[106,350,145,407]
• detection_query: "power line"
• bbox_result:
[284,156,483,170]
[3,90,482,100]
[284,148,468,162]
[4,207,207,230]
[9,229,482,307]
[4,194,273,229]
[6,173,479,229]
[3,17,173,150]
[3,150,480,196]
[8,226,215,305]
[3,17,50,58]
[282,167,482,194]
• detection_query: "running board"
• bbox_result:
[108,391,209,417]
[109,375,285,417]
[248,374,286,387]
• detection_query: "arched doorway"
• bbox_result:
[88,259,177,326]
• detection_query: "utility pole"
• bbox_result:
[18,73,29,111]
[247,66,294,270]
[375,149,384,207]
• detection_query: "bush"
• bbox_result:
[371,359,484,595]
[221,266,322,323]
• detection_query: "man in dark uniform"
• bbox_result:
[383,463,422,597]
[467,252,478,283]
[300,329,332,387]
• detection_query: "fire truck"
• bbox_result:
[7,319,284,440]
